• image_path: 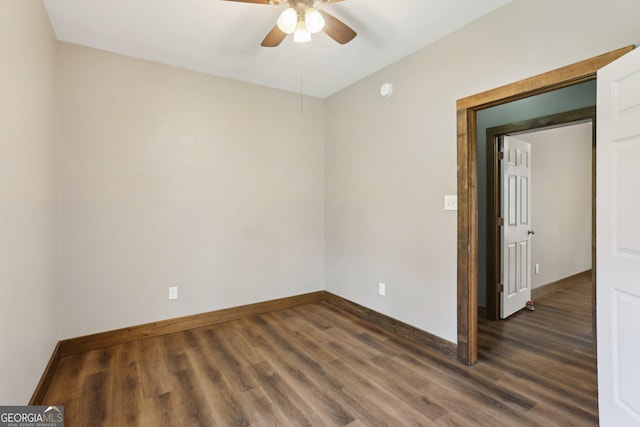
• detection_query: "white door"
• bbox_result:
[500,136,533,319]
[597,46,640,427]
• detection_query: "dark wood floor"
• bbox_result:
[43,278,597,426]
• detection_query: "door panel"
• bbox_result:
[519,241,528,289]
[616,137,640,253]
[500,136,532,319]
[597,46,640,426]
[508,175,517,225]
[506,242,516,295]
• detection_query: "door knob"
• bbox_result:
[528,230,535,235]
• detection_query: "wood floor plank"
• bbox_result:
[170,366,219,426]
[254,345,355,426]
[251,360,326,427]
[198,328,257,393]
[142,391,174,427]
[248,315,358,425]
[426,381,527,427]
[43,353,85,402]
[139,337,173,399]
[183,346,251,426]
[239,387,290,426]
[75,371,111,426]
[110,342,145,426]
[42,275,598,426]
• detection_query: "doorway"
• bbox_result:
[455,45,633,365]
[485,108,596,321]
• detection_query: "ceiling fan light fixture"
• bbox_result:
[293,18,311,43]
[304,7,325,34]
[276,7,297,34]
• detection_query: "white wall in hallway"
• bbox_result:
[519,123,593,288]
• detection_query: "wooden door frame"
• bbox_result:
[486,106,596,321]
[456,45,633,365]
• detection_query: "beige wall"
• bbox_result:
[0,1,58,403]
[57,43,325,338]
[519,123,593,288]
[325,0,640,342]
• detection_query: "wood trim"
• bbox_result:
[531,270,592,300]
[58,290,458,359]
[324,292,457,357]
[457,46,634,111]
[591,119,597,347]
[485,107,596,321]
[29,341,62,405]
[456,45,634,366]
[486,130,501,322]
[457,108,478,364]
[59,291,326,356]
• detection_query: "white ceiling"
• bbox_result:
[43,0,511,98]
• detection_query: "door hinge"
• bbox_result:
[499,283,504,292]
[498,217,504,226]
[498,151,504,160]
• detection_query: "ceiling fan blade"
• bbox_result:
[222,0,272,4]
[319,10,357,44]
[261,25,287,47]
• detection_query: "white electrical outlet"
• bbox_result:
[444,195,458,211]
[378,282,386,296]
[535,264,540,274]
[169,286,178,300]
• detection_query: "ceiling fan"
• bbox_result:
[224,0,357,47]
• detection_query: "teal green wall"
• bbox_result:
[476,80,596,307]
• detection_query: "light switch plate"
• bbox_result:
[444,195,458,211]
